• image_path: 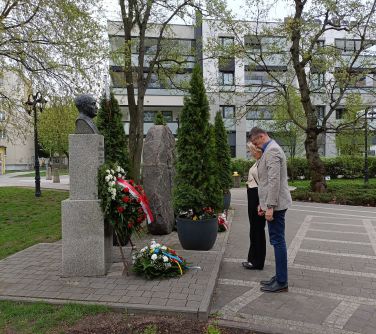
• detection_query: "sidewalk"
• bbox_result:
[0,171,69,190]
[212,188,376,334]
[0,213,232,319]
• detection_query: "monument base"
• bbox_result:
[62,199,112,277]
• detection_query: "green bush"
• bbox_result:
[230,158,254,181]
[287,156,376,179]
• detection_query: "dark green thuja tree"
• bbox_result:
[154,111,166,125]
[173,65,222,217]
[97,92,129,171]
[214,112,232,194]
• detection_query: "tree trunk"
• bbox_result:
[128,103,144,181]
[305,129,326,192]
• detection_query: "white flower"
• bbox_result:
[110,169,115,174]
[116,166,121,172]
[165,262,171,268]
[109,181,116,187]
[111,194,116,200]
[105,175,111,182]
[106,169,110,174]
[161,246,167,250]
[163,256,169,263]
[151,254,158,261]
[155,243,161,248]
[120,167,125,173]
[140,247,147,253]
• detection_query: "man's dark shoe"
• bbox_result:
[260,280,288,293]
[260,276,276,286]
[242,262,263,270]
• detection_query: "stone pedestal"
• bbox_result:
[46,166,52,180]
[52,168,60,183]
[62,134,112,277]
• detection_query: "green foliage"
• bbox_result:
[0,301,107,334]
[141,324,158,334]
[0,187,68,260]
[174,65,222,215]
[154,111,166,125]
[230,158,254,181]
[38,98,76,157]
[97,93,129,172]
[207,323,221,334]
[214,112,232,193]
[290,179,376,206]
[233,156,376,180]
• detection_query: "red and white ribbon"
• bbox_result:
[116,178,154,224]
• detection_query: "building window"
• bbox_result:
[144,111,172,123]
[0,129,6,139]
[246,106,273,120]
[334,39,375,53]
[0,112,4,122]
[316,40,325,48]
[220,71,234,85]
[227,131,236,158]
[219,36,234,47]
[312,72,325,87]
[221,105,235,119]
[336,108,346,119]
[244,35,261,51]
[316,106,325,120]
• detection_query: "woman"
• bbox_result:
[242,142,266,270]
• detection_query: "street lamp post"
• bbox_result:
[25,92,47,197]
[364,107,376,185]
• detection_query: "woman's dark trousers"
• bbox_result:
[247,187,266,269]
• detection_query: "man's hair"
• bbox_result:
[248,127,267,140]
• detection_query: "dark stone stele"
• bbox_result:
[142,125,176,235]
[74,94,99,134]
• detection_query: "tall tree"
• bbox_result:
[38,98,76,160]
[174,65,222,214]
[214,111,232,194]
[97,92,129,171]
[113,0,225,180]
[0,0,106,140]
[205,0,376,192]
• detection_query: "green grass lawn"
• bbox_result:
[0,301,108,334]
[0,187,68,260]
[288,177,376,188]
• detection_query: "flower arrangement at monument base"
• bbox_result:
[98,163,153,244]
[133,240,188,279]
[218,212,229,232]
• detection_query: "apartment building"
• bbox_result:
[0,72,33,173]
[108,18,376,159]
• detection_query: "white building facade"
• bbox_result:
[108,18,376,159]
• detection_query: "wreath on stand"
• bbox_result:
[98,163,153,274]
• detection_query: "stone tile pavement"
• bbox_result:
[212,188,376,334]
[0,214,231,319]
[0,171,69,190]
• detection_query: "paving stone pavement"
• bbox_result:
[211,188,376,334]
[0,216,231,319]
[0,171,69,190]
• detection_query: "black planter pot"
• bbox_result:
[223,192,231,210]
[176,216,218,251]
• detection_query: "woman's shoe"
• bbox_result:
[242,262,263,270]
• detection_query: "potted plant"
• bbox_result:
[173,65,222,251]
[214,111,233,211]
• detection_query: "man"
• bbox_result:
[249,127,292,293]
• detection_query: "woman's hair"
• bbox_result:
[247,142,262,154]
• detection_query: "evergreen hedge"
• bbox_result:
[231,156,376,180]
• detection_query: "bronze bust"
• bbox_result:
[75,94,99,134]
